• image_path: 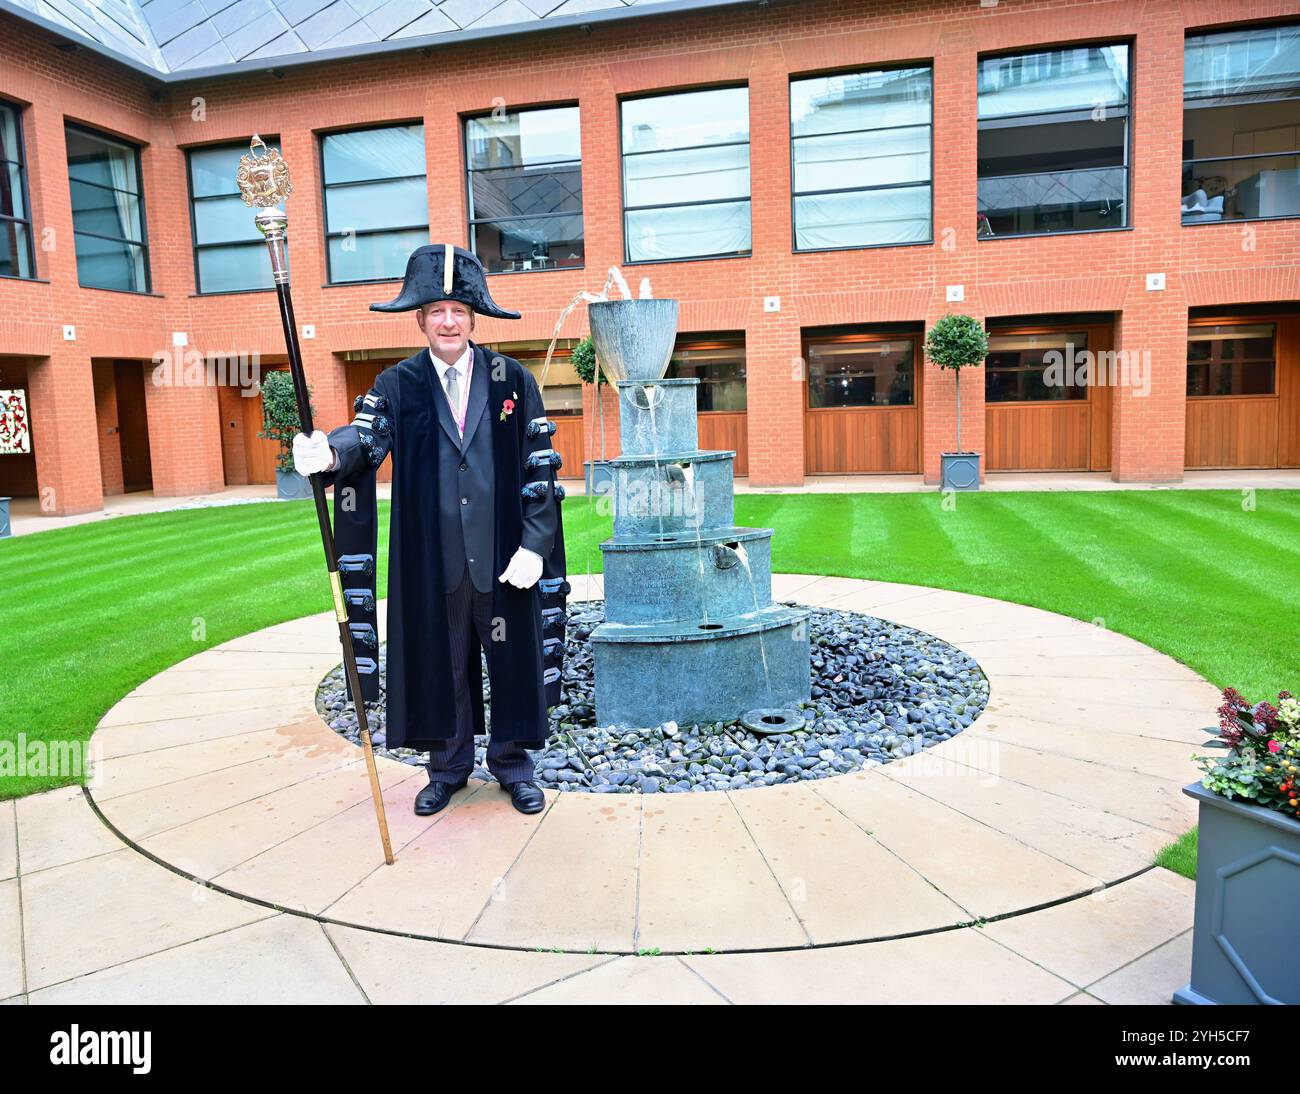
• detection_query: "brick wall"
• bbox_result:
[1,0,1299,512]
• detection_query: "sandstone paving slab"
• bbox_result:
[1086,929,1191,1005]
[636,790,808,952]
[127,667,335,697]
[981,692,1215,744]
[974,654,1208,684]
[214,765,439,913]
[15,785,124,875]
[326,923,609,1004]
[28,914,364,1004]
[93,701,321,759]
[881,749,1176,882]
[982,868,1195,989]
[1061,991,1105,1004]
[21,847,276,990]
[92,720,357,802]
[466,790,640,952]
[94,746,363,842]
[967,713,1207,783]
[814,771,1096,918]
[139,757,420,880]
[99,686,318,728]
[990,673,1221,714]
[214,631,343,656]
[727,780,968,943]
[509,954,727,1004]
[679,925,1075,1004]
[0,878,22,999]
[1,995,26,1004]
[196,649,352,671]
[0,799,16,881]
[324,783,557,939]
[926,737,1199,837]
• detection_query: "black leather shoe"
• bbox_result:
[414,778,466,816]
[502,780,545,814]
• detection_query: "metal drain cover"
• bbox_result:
[740,707,806,736]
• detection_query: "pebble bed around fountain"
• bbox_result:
[316,601,989,793]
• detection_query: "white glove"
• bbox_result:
[292,430,336,475]
[498,546,544,589]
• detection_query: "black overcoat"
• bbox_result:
[323,342,568,751]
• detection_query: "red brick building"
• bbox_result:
[0,0,1297,516]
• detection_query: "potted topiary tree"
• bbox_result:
[1175,688,1300,1005]
[258,369,317,500]
[572,335,614,497]
[925,313,988,491]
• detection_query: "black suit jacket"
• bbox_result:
[428,345,556,593]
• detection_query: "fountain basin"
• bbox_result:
[608,449,735,537]
[616,378,699,455]
[591,604,811,728]
[599,526,774,625]
[588,299,679,382]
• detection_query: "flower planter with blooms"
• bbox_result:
[1173,687,1300,1005]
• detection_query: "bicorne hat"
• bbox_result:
[369,242,521,319]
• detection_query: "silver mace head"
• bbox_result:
[237,134,293,281]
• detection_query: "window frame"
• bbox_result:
[618,83,753,266]
[319,121,429,286]
[788,63,936,254]
[185,138,281,296]
[65,121,151,294]
[0,98,36,282]
[802,327,923,411]
[1181,21,1300,228]
[975,39,1134,241]
[463,102,584,275]
[1185,318,1279,399]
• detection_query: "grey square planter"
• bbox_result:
[940,452,981,491]
[0,496,10,538]
[275,469,314,500]
[584,459,615,498]
[1174,781,1300,1005]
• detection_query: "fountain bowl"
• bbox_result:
[588,299,679,382]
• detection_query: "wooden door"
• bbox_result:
[242,373,281,485]
[984,322,1113,471]
[803,331,922,474]
[345,362,394,482]
[114,360,153,492]
[1185,316,1288,469]
[699,411,748,475]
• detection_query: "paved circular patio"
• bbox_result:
[81,574,1216,958]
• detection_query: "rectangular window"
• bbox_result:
[0,101,35,280]
[1187,324,1276,396]
[666,334,747,411]
[1183,24,1300,223]
[977,43,1130,237]
[66,124,149,292]
[188,141,280,294]
[466,105,583,274]
[986,331,1090,402]
[621,86,750,262]
[807,336,916,408]
[790,66,932,249]
[322,124,427,283]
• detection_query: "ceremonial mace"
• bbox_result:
[237,135,395,866]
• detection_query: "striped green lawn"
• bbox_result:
[2,489,1297,810]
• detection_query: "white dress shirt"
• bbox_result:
[428,344,473,436]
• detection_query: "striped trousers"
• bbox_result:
[426,564,535,786]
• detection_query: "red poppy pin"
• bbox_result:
[499,391,517,422]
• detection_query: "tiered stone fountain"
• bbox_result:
[588,299,811,728]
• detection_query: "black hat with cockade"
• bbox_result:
[369,243,521,319]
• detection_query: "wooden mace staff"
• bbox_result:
[237,135,394,866]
